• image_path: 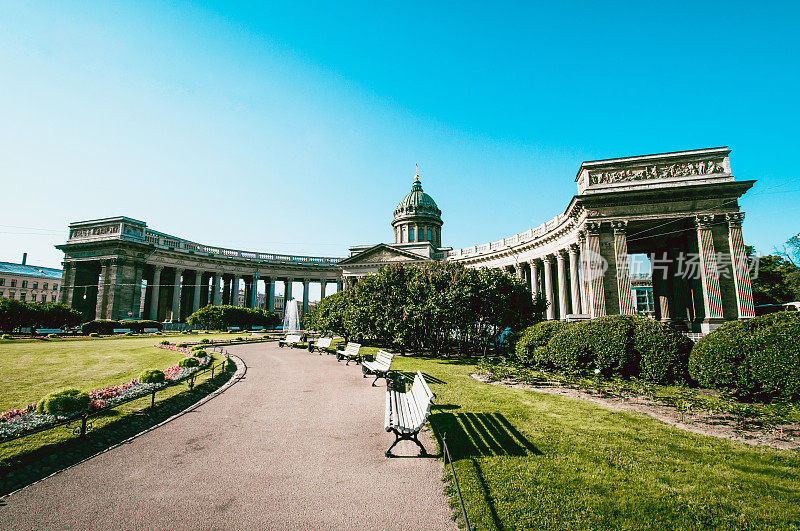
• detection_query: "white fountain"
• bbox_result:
[283,298,301,333]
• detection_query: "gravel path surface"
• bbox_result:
[0,342,453,530]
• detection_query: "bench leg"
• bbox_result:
[371,373,382,387]
[385,429,428,457]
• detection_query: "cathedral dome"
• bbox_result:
[393,175,441,221]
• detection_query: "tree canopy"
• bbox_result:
[304,261,546,356]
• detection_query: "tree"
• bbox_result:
[304,261,542,357]
[749,241,800,305]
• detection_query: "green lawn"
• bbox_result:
[379,353,800,530]
[0,333,238,411]
[0,334,240,492]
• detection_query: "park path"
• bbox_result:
[0,342,453,530]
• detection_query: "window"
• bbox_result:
[0,278,4,286]
[0,290,3,297]
[409,228,415,241]
[427,229,432,241]
[10,279,16,287]
[53,284,58,291]
[43,282,48,290]
[33,282,38,289]
[21,280,28,288]
[20,293,26,301]
[31,294,37,302]
[9,292,14,299]
[51,294,57,302]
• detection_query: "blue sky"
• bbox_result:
[2,1,798,271]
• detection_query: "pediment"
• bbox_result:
[338,244,429,266]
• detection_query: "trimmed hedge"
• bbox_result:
[515,321,573,365]
[138,369,166,384]
[689,312,800,401]
[533,315,692,383]
[37,388,90,416]
[178,357,200,368]
[81,319,163,335]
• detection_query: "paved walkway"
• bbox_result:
[0,342,453,530]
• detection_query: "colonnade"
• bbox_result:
[143,267,341,322]
[491,213,754,331]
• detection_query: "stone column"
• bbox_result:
[530,260,540,297]
[578,232,590,316]
[612,221,635,315]
[568,244,582,314]
[285,278,293,305]
[193,271,202,313]
[543,256,556,320]
[247,276,256,308]
[266,277,275,311]
[556,251,569,319]
[149,266,163,320]
[231,275,240,307]
[695,215,724,330]
[320,279,327,299]
[651,249,672,322]
[60,262,74,306]
[585,222,606,317]
[514,263,524,281]
[726,212,755,319]
[96,260,111,320]
[212,273,222,306]
[171,269,183,322]
[131,263,144,318]
[302,279,310,316]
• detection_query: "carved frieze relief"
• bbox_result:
[589,159,725,186]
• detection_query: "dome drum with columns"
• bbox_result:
[392,174,443,247]
[337,172,450,286]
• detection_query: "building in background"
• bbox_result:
[0,253,62,303]
[631,273,655,316]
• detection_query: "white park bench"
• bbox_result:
[279,334,302,348]
[384,371,435,457]
[336,342,361,365]
[310,336,334,354]
[362,350,395,386]
[113,328,131,334]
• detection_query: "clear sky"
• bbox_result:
[2,1,799,271]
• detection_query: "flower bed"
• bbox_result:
[0,346,214,441]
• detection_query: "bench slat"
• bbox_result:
[384,390,392,431]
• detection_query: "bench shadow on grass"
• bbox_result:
[0,365,237,498]
[429,412,542,531]
[396,370,447,385]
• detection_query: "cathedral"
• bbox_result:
[336,173,451,286]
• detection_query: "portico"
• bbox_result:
[447,147,755,332]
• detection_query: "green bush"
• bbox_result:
[177,342,188,348]
[193,350,207,358]
[689,313,800,401]
[89,332,100,338]
[515,321,573,365]
[125,331,134,336]
[82,319,162,334]
[201,338,210,344]
[118,319,163,333]
[138,369,166,384]
[160,340,171,345]
[81,319,118,335]
[178,357,200,368]
[235,336,243,341]
[2,333,12,340]
[47,333,59,339]
[191,345,206,351]
[539,315,691,383]
[37,388,90,416]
